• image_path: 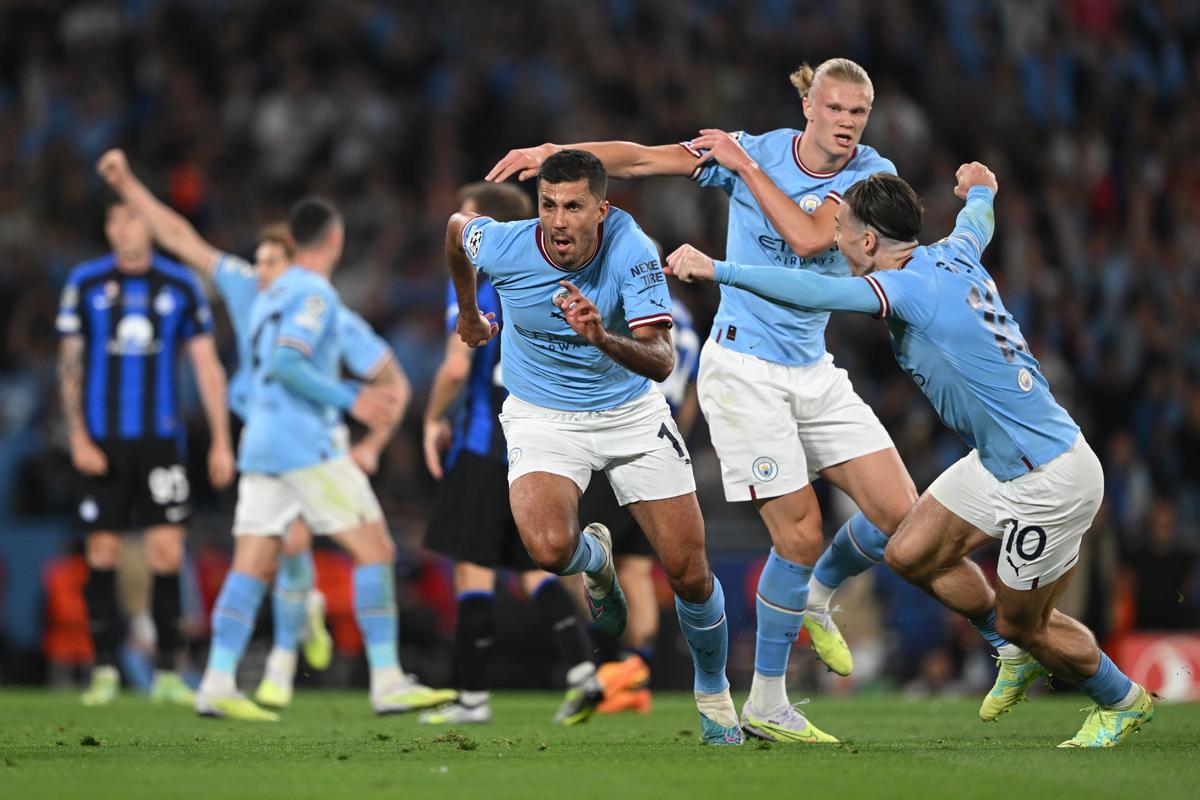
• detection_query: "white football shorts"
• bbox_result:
[233,456,384,537]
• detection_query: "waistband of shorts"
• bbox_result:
[502,387,663,420]
[1018,432,1087,478]
[704,336,832,371]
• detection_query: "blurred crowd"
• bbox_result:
[0,0,1197,692]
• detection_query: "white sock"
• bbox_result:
[806,580,835,610]
[566,661,596,686]
[459,690,489,707]
[1108,682,1141,711]
[695,688,737,728]
[370,665,406,694]
[199,669,236,697]
[265,647,297,686]
[997,643,1028,660]
[748,672,788,712]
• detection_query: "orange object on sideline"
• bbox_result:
[42,554,94,665]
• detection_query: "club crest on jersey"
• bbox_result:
[1018,368,1034,392]
[467,227,483,260]
[752,456,779,482]
[294,294,327,331]
[154,288,176,316]
[799,193,821,214]
[507,447,523,467]
[552,286,570,305]
[79,496,99,523]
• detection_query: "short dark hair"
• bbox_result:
[288,196,341,249]
[258,222,295,258]
[458,182,533,222]
[843,173,923,243]
[538,149,607,200]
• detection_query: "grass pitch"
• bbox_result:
[0,690,1196,799]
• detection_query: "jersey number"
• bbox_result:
[249,312,283,374]
[1003,520,1047,561]
[657,423,685,459]
[966,279,1027,364]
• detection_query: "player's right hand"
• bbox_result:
[350,385,404,431]
[954,162,998,199]
[457,310,498,348]
[665,244,717,284]
[422,417,453,480]
[70,432,108,476]
[486,143,561,183]
[96,149,131,187]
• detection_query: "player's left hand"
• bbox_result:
[665,244,716,284]
[690,129,757,174]
[954,161,998,199]
[457,310,499,348]
[208,442,235,489]
[350,441,381,476]
[555,281,607,345]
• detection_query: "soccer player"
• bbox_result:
[96,150,405,706]
[189,196,449,720]
[57,194,235,708]
[666,163,1156,748]
[421,181,603,726]
[488,58,921,741]
[447,150,741,745]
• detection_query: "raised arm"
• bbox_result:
[950,162,999,255]
[97,149,220,275]
[689,129,838,257]
[185,335,234,489]
[665,245,879,315]
[487,141,698,182]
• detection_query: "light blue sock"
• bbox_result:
[208,571,267,676]
[968,608,1017,652]
[353,563,399,671]
[560,529,606,575]
[754,549,812,677]
[273,552,313,652]
[1076,652,1134,708]
[812,512,887,592]
[675,576,729,694]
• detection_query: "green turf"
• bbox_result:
[0,690,1195,799]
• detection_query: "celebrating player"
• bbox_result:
[666,164,1155,748]
[447,150,741,745]
[96,150,408,707]
[57,191,235,708]
[421,182,603,726]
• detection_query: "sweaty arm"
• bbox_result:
[597,324,675,382]
[268,346,359,410]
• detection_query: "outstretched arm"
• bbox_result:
[665,244,879,315]
[487,141,698,182]
[949,162,999,256]
[555,280,675,381]
[446,213,499,347]
[97,149,220,275]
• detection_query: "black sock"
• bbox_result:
[453,593,495,695]
[85,567,118,667]
[531,578,592,672]
[593,629,624,664]
[152,573,182,671]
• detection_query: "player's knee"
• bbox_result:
[883,535,924,581]
[524,530,575,574]
[664,557,709,604]
[994,609,1037,649]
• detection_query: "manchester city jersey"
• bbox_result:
[237,267,351,474]
[867,212,1079,480]
[688,129,895,366]
[461,206,672,412]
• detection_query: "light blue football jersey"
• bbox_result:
[712,187,1079,481]
[686,130,895,366]
[214,254,391,420]
[461,206,672,411]
[866,202,1079,480]
[237,267,349,474]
